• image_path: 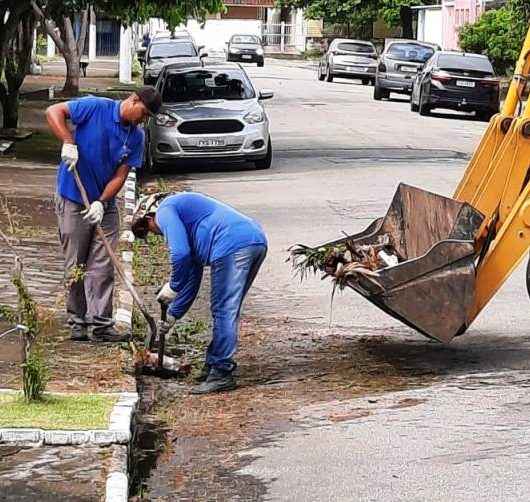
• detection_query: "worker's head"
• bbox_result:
[131,192,171,239]
[121,87,162,125]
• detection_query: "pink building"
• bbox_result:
[442,0,485,49]
[415,0,489,50]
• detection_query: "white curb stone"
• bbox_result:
[106,472,128,502]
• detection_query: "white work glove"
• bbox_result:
[82,201,104,225]
[157,314,176,337]
[157,283,177,305]
[61,143,79,171]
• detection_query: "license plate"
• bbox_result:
[401,66,417,73]
[197,139,225,147]
[456,80,475,88]
[241,55,252,60]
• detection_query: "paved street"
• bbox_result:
[144,62,530,500]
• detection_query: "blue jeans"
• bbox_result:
[169,245,267,372]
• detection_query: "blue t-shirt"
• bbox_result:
[56,97,144,204]
[156,193,267,292]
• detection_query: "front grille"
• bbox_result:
[178,120,244,134]
[180,144,242,153]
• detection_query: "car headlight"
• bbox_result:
[256,48,264,56]
[230,47,240,54]
[155,113,177,127]
[244,108,264,124]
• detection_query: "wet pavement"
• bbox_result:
[130,63,530,500]
[0,445,114,501]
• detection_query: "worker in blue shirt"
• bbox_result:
[132,192,268,394]
[46,87,162,342]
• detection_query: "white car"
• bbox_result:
[145,63,274,172]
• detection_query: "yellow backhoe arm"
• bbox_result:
[452,25,530,323]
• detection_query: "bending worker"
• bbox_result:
[46,87,162,342]
[132,192,268,394]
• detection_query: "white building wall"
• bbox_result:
[417,8,443,47]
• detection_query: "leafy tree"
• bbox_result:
[0,1,36,128]
[278,0,380,38]
[379,0,422,39]
[459,1,527,74]
[30,0,225,96]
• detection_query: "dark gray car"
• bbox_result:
[143,39,207,85]
[374,39,439,100]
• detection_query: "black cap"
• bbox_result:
[136,86,162,116]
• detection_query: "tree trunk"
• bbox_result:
[2,90,19,129]
[63,52,81,96]
[400,6,414,40]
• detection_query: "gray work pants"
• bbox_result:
[55,195,119,331]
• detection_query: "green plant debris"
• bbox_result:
[66,264,87,287]
[0,392,118,430]
[0,305,17,323]
[155,177,171,193]
[132,234,169,286]
[22,351,49,402]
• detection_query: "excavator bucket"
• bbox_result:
[326,184,484,343]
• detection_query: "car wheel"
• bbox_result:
[144,141,160,175]
[257,61,264,67]
[318,64,325,81]
[361,78,370,86]
[254,139,272,170]
[419,91,431,116]
[326,66,334,82]
[373,83,389,101]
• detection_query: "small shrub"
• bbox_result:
[22,351,49,402]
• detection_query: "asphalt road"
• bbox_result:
[157,61,530,501]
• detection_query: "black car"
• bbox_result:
[411,51,499,120]
[143,39,207,85]
[226,34,264,67]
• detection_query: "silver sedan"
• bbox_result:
[145,63,274,172]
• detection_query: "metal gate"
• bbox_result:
[262,22,294,52]
[96,19,120,57]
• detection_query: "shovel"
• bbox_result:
[69,164,158,346]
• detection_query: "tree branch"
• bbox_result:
[30,0,65,53]
[76,8,89,57]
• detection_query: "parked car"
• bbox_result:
[410,51,499,120]
[374,39,439,100]
[226,35,264,67]
[145,63,274,172]
[143,39,207,85]
[317,39,378,85]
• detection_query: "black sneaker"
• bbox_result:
[190,367,237,395]
[90,326,130,343]
[70,324,88,342]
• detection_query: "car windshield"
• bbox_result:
[438,54,494,73]
[162,70,255,102]
[387,43,435,63]
[231,35,260,45]
[336,42,374,54]
[149,42,197,59]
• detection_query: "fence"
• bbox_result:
[262,22,295,52]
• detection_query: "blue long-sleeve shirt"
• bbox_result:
[155,192,267,293]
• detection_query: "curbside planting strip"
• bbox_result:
[0,391,138,446]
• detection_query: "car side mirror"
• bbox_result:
[259,89,274,100]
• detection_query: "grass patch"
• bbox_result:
[12,130,60,164]
[0,392,117,430]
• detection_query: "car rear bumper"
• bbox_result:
[429,89,499,111]
[227,54,264,63]
[377,75,414,94]
[332,65,376,79]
